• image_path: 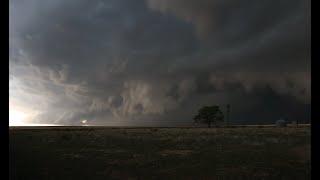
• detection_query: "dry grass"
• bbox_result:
[10,126,310,180]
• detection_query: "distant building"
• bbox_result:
[275,119,287,127]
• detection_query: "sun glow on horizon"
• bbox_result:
[9,106,60,126]
[9,109,29,126]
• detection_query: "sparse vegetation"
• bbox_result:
[10,127,310,180]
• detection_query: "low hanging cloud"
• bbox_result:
[9,0,310,125]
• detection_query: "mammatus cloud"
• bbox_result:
[9,0,310,125]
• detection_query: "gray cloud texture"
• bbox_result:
[9,0,310,125]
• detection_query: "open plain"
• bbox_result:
[10,126,310,180]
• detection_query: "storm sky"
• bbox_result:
[9,0,310,126]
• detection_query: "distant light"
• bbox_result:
[81,120,87,124]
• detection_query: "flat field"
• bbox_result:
[10,126,310,180]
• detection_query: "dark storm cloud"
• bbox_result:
[9,0,310,125]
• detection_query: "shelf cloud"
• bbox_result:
[9,0,310,125]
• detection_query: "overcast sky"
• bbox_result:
[9,0,310,126]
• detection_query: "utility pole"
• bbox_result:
[226,104,230,126]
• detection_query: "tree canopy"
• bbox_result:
[194,106,224,127]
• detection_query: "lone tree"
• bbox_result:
[193,106,224,128]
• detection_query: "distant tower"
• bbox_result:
[226,104,230,126]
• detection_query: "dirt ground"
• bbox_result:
[10,127,310,180]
